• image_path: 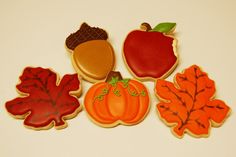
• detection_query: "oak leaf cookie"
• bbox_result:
[123,22,178,81]
[84,71,150,127]
[65,23,115,83]
[155,65,230,138]
[5,67,82,130]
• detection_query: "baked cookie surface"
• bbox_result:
[5,67,82,130]
[123,22,178,81]
[66,23,115,83]
[155,65,230,138]
[84,71,150,127]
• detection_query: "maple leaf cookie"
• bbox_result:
[65,23,115,83]
[84,71,150,127]
[5,67,82,130]
[155,65,230,138]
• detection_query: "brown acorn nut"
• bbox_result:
[65,23,115,83]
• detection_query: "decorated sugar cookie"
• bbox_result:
[123,22,178,81]
[155,65,230,138]
[65,23,115,83]
[5,67,82,130]
[84,71,150,127]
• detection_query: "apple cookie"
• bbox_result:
[5,67,82,130]
[84,71,150,127]
[65,23,115,83]
[123,22,178,81]
[155,65,230,138]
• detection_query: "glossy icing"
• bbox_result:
[124,30,177,79]
[5,67,81,130]
[84,71,150,127]
[65,23,115,83]
[155,65,230,138]
[152,22,176,33]
[65,23,108,50]
[72,40,115,81]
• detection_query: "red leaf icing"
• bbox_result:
[5,67,81,130]
[123,30,177,79]
[155,65,230,138]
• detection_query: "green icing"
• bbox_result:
[108,77,120,86]
[140,90,146,96]
[113,88,121,96]
[94,88,109,101]
[151,22,176,33]
[128,88,138,96]
[94,77,147,102]
[120,79,130,88]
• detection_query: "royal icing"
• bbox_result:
[5,67,81,130]
[155,65,230,138]
[123,22,178,80]
[65,23,115,83]
[72,40,115,81]
[84,71,150,127]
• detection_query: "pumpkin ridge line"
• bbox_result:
[92,85,115,122]
[122,82,141,122]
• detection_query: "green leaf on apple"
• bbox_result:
[151,22,176,34]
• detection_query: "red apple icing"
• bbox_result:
[5,67,81,130]
[123,30,177,79]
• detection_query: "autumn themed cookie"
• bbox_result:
[5,67,82,130]
[155,65,230,138]
[84,71,150,127]
[65,23,115,83]
[123,22,178,81]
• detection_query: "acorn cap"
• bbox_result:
[66,23,108,51]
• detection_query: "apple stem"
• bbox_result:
[140,22,152,32]
[105,71,123,83]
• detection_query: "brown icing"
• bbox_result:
[66,23,108,50]
[72,40,115,81]
[105,71,123,82]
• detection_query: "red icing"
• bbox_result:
[5,67,81,129]
[123,30,177,79]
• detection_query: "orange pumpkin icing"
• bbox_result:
[84,71,150,127]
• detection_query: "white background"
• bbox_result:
[0,0,235,157]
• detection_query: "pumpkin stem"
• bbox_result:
[105,71,123,83]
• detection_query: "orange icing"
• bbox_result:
[155,65,230,138]
[72,40,115,81]
[84,77,149,127]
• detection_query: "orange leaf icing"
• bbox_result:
[155,65,230,138]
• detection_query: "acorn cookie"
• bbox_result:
[65,23,115,83]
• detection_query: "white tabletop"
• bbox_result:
[0,0,235,157]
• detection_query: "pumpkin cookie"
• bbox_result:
[65,23,115,83]
[155,65,230,138]
[123,22,178,81]
[84,71,150,127]
[5,67,82,130]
